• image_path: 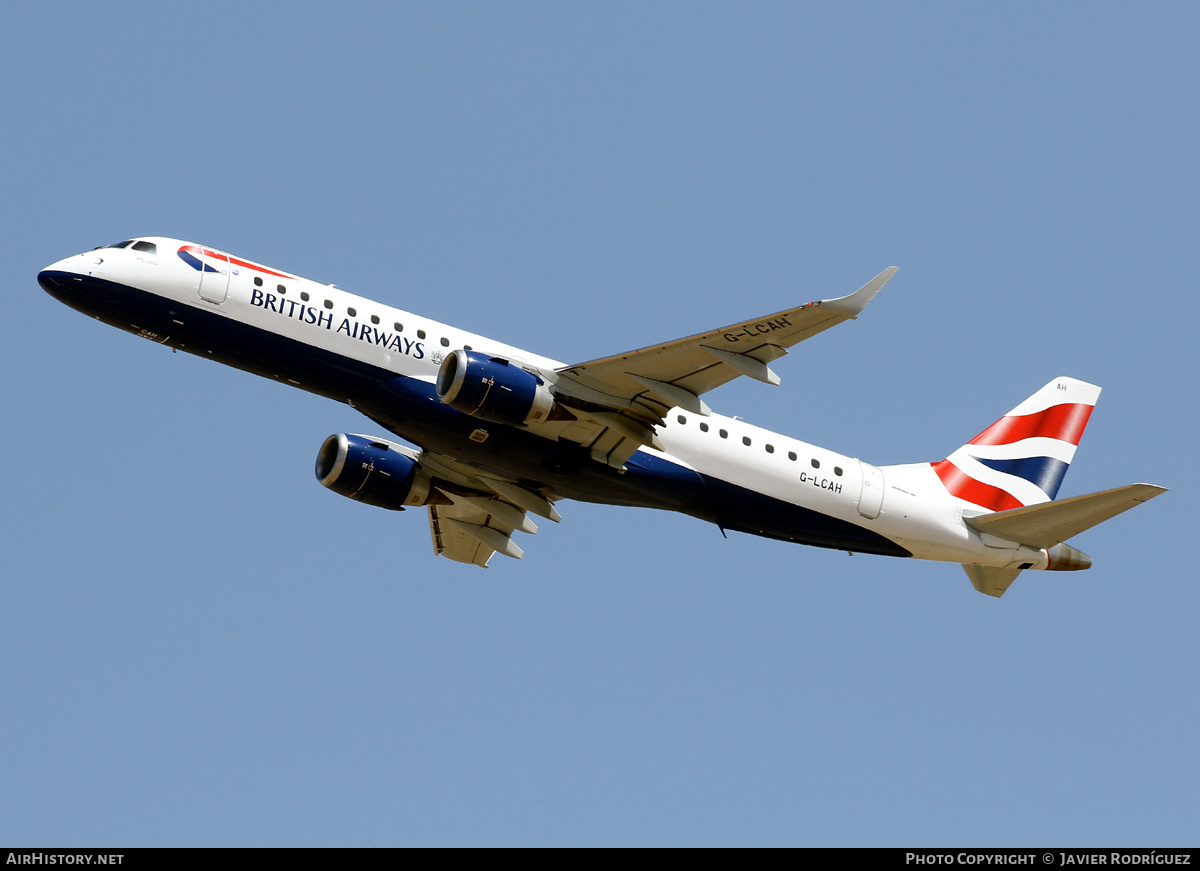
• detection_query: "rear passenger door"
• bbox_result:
[857,461,885,519]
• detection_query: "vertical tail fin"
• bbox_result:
[933,377,1101,511]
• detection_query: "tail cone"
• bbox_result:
[1046,542,1092,571]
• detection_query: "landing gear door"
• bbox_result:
[198,248,231,304]
[857,461,885,519]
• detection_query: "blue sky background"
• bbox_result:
[2,2,1196,846]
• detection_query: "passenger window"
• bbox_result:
[699,422,709,432]
[131,241,157,254]
[301,292,310,302]
[347,307,356,317]
[463,344,472,351]
[834,467,843,476]
[417,329,426,339]
[811,459,820,469]
[440,337,449,347]
[788,451,797,461]
[277,284,286,294]
[254,277,263,287]
[394,323,403,332]
[371,315,380,325]
[719,429,728,439]
[765,444,774,453]
[324,300,333,310]
[742,436,751,446]
[677,415,687,425]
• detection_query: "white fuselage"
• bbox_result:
[41,237,1052,572]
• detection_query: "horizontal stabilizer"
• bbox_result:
[962,564,1023,598]
[965,483,1167,549]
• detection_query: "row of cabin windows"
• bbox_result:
[676,414,843,476]
[252,276,458,347]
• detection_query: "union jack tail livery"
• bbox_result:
[932,377,1100,512]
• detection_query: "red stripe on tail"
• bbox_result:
[932,460,1024,511]
[967,403,1094,448]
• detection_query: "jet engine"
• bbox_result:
[435,349,555,426]
[315,433,431,510]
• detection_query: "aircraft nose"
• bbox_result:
[38,268,69,298]
[39,254,88,300]
[39,271,63,295]
[40,260,94,304]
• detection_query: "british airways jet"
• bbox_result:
[39,237,1165,597]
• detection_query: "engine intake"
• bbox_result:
[315,433,431,510]
[435,349,555,426]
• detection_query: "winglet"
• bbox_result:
[822,267,898,317]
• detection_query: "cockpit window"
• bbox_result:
[131,241,157,254]
[96,240,134,249]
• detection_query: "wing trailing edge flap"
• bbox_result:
[578,409,665,470]
[428,489,541,567]
[964,483,1167,549]
[419,456,562,566]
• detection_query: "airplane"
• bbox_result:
[39,236,1166,597]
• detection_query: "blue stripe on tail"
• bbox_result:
[975,456,1070,499]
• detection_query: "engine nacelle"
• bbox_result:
[435,349,555,426]
[315,433,431,511]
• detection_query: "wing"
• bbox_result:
[419,450,562,567]
[428,498,529,567]
[542,268,897,468]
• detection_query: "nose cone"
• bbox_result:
[39,266,73,301]
[39,254,89,302]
